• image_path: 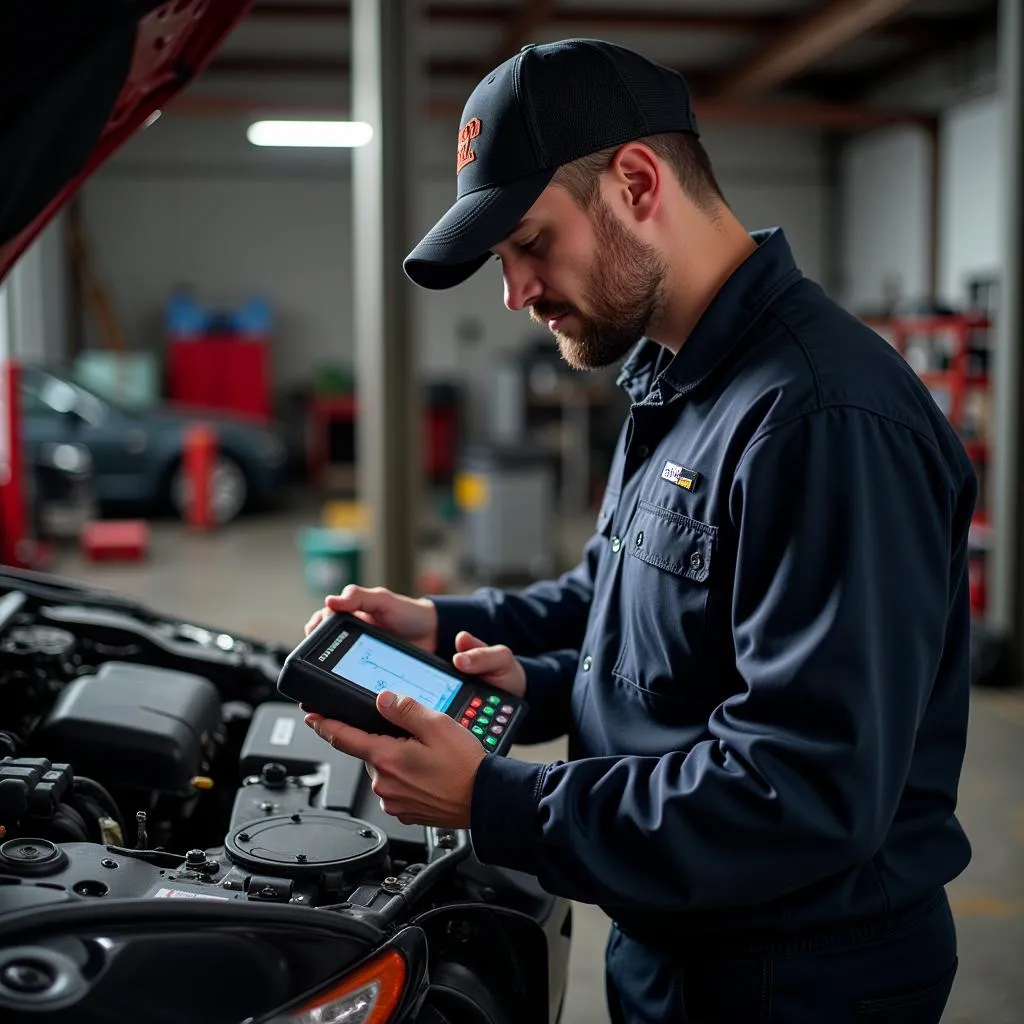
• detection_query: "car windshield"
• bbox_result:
[23,371,132,422]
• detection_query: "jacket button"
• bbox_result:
[637,445,649,459]
[611,536,621,553]
[690,551,703,570]
[635,532,644,547]
[582,656,592,672]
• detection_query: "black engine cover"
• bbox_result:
[31,662,222,794]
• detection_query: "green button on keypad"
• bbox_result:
[484,735,498,748]
[487,695,501,706]
[471,725,486,737]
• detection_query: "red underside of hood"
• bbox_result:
[0,0,253,284]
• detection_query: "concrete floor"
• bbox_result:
[44,493,1024,1023]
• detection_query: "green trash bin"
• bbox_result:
[299,527,363,594]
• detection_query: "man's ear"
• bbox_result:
[607,142,661,223]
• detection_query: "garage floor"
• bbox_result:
[46,492,1024,1024]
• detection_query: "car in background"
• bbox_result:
[19,365,289,525]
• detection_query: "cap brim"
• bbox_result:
[404,168,555,290]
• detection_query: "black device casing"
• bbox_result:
[276,612,527,755]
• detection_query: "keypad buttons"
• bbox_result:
[464,707,477,719]
[495,714,508,725]
[487,695,501,707]
[471,725,486,737]
[489,725,504,736]
[470,697,483,709]
[500,704,514,715]
[484,735,499,749]
[460,717,471,728]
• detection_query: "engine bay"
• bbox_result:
[0,572,467,916]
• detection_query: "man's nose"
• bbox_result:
[502,261,543,312]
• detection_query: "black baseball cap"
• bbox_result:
[403,39,700,291]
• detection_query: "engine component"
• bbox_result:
[0,945,90,1013]
[239,702,363,811]
[32,662,222,794]
[229,772,312,833]
[224,811,388,882]
[236,704,429,854]
[0,758,73,826]
[0,624,76,673]
[0,838,69,877]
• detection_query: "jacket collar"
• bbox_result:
[617,227,803,404]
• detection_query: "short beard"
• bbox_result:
[531,198,667,371]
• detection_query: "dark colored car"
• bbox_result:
[19,365,289,525]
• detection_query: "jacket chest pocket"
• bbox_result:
[612,499,717,710]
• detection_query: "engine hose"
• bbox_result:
[73,776,124,829]
[68,794,107,843]
[51,806,89,844]
[0,732,20,758]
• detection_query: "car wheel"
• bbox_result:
[169,454,249,525]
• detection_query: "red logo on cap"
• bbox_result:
[456,117,482,174]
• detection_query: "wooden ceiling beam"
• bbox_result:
[488,0,556,64]
[205,54,717,91]
[247,3,793,34]
[170,89,933,131]
[246,3,964,41]
[207,54,484,77]
[714,0,920,99]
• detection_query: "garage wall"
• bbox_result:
[838,125,932,316]
[78,112,828,418]
[939,94,1003,305]
[4,213,68,365]
[837,29,1001,315]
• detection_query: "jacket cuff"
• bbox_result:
[470,753,548,875]
[428,595,500,659]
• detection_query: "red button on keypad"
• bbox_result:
[470,697,483,709]
[464,708,477,719]
[460,717,471,728]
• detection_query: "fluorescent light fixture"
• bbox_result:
[246,120,374,148]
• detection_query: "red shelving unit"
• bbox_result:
[864,313,993,617]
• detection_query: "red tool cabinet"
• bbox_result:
[167,336,271,421]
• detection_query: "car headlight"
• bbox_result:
[257,433,288,468]
[262,950,406,1023]
[44,443,92,475]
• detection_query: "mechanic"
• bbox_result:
[303,39,976,1024]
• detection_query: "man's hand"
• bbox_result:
[451,630,527,698]
[304,690,486,828]
[304,585,438,653]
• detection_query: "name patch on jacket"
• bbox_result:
[661,461,701,492]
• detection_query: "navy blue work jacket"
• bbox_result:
[431,228,976,944]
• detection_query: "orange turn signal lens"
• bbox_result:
[269,949,407,1023]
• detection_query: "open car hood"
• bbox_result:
[0,1,253,284]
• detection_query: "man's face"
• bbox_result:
[492,183,667,370]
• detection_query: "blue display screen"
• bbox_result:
[332,634,459,713]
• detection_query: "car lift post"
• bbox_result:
[0,284,30,568]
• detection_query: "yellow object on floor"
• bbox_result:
[321,500,369,533]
